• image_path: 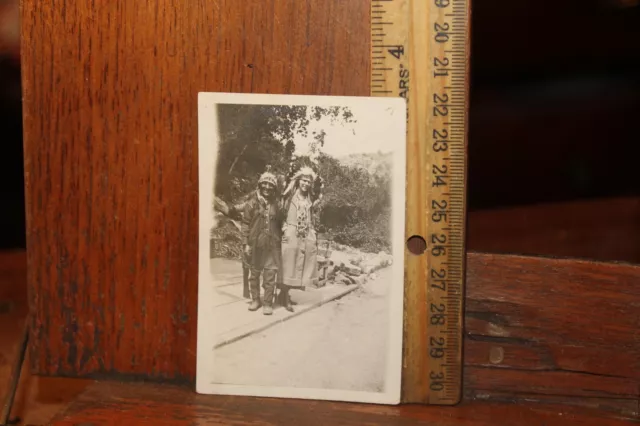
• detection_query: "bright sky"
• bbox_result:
[290,103,404,160]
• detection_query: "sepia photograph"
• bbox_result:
[197,92,406,405]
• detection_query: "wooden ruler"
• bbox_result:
[370,0,470,404]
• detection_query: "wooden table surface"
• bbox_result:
[11,0,640,423]
[2,210,639,424]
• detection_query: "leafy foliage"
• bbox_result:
[314,153,392,253]
[212,103,392,257]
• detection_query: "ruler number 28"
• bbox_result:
[430,302,446,326]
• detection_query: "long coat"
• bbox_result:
[240,191,282,271]
[280,191,319,289]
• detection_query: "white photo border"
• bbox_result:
[196,92,407,405]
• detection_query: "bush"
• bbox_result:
[329,209,391,254]
[210,220,243,259]
[315,153,392,252]
[211,104,393,256]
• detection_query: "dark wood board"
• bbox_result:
[468,197,640,264]
[19,1,640,415]
[51,254,639,422]
[21,0,369,381]
[49,379,638,425]
[2,247,639,422]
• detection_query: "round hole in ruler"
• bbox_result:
[406,235,426,255]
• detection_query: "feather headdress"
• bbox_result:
[283,166,319,199]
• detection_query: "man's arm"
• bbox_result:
[241,198,255,247]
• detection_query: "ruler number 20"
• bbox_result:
[434,23,450,44]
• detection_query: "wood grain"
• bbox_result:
[49,379,638,425]
[19,0,640,415]
[463,253,640,412]
[21,0,369,380]
[47,253,639,423]
[468,197,640,264]
[2,249,639,422]
[369,0,471,403]
[0,251,93,426]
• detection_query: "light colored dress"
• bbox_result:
[280,190,319,289]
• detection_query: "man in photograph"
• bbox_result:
[241,171,282,315]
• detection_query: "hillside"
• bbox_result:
[337,151,393,181]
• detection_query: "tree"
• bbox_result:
[210,103,397,258]
[214,104,356,202]
[312,152,392,253]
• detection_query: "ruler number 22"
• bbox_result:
[433,93,449,117]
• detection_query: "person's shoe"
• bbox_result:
[248,299,261,311]
[284,302,294,313]
[263,305,273,315]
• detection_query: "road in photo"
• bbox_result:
[211,266,392,393]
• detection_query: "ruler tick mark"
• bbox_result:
[371,0,468,405]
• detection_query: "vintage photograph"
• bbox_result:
[197,92,406,404]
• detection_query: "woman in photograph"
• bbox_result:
[278,166,323,311]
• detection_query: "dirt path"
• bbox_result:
[210,267,393,393]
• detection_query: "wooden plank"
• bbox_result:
[3,249,639,421]
[47,253,639,422]
[20,2,640,412]
[49,380,638,425]
[21,0,370,380]
[468,197,640,264]
[0,251,94,426]
[463,253,640,405]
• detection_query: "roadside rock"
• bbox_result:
[344,265,362,276]
[326,245,393,285]
[350,254,365,267]
[353,275,367,285]
[335,272,355,285]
